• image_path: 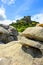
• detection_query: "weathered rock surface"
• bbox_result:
[0,25,18,43]
[18,36,43,55]
[0,57,11,65]
[21,27,43,41]
[17,26,43,65]
[0,41,43,65]
[8,26,18,40]
[0,24,9,29]
[8,26,18,36]
[0,26,9,34]
[0,41,33,65]
[19,36,43,50]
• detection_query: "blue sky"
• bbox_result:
[0,0,43,25]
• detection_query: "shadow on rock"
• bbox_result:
[22,45,42,58]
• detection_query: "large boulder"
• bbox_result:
[0,25,18,43]
[21,27,43,41]
[19,36,43,55]
[0,41,43,65]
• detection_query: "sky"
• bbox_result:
[0,0,43,25]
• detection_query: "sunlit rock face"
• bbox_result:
[0,41,43,65]
[21,27,43,41]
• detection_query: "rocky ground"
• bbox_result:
[0,24,43,65]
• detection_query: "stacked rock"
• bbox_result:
[20,25,43,58]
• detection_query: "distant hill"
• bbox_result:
[10,16,39,32]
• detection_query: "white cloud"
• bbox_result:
[1,0,16,5]
[0,6,14,25]
[0,20,12,25]
[12,20,16,23]
[31,13,43,23]
[0,6,6,20]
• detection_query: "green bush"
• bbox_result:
[10,16,39,32]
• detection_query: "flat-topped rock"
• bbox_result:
[21,27,43,41]
[19,36,43,50]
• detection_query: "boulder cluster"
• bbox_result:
[0,24,43,65]
[0,25,18,43]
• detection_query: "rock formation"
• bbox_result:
[0,24,43,65]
